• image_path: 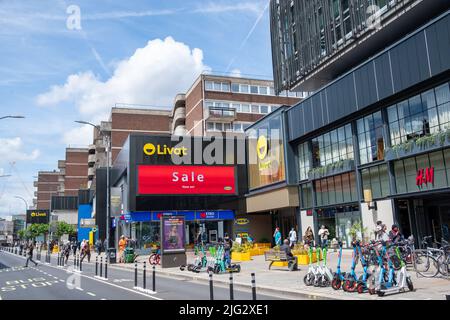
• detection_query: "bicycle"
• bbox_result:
[412,236,447,278]
[149,246,161,265]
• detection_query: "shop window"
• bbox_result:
[429,151,448,189]
[300,183,313,209]
[349,172,358,201]
[445,149,450,185]
[394,161,407,194]
[298,142,310,181]
[312,123,353,168]
[328,177,337,205]
[404,158,417,193]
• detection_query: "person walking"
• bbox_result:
[389,224,404,243]
[24,241,38,267]
[303,226,315,250]
[223,233,233,268]
[95,238,102,254]
[118,235,127,263]
[288,227,297,248]
[273,227,282,247]
[63,241,71,265]
[80,240,91,263]
[318,225,330,248]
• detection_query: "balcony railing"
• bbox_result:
[206,107,236,122]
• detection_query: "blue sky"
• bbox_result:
[0,0,273,217]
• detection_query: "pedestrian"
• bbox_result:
[118,235,127,263]
[80,240,91,263]
[288,227,297,248]
[377,224,389,241]
[223,233,233,268]
[24,241,38,267]
[389,224,404,244]
[318,225,330,248]
[19,242,24,256]
[303,226,314,250]
[63,241,71,265]
[273,227,282,247]
[72,241,77,256]
[103,238,108,252]
[95,238,102,254]
[280,239,297,270]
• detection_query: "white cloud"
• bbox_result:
[37,37,208,122]
[230,69,242,78]
[0,137,40,162]
[62,125,94,147]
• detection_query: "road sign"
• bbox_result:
[92,227,97,232]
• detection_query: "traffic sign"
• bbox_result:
[92,227,97,232]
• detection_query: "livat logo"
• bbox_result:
[256,135,268,160]
[143,143,188,156]
[31,212,47,217]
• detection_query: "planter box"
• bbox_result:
[308,159,355,180]
[254,243,271,248]
[385,132,450,161]
[232,252,251,261]
[294,252,323,265]
[258,248,270,255]
[249,248,261,256]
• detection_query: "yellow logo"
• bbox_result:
[31,212,47,217]
[143,143,188,156]
[235,218,249,225]
[256,135,268,160]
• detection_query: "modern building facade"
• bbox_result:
[265,9,450,247]
[270,0,450,93]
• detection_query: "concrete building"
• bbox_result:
[34,171,62,210]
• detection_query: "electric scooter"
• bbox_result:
[331,241,346,290]
[315,243,333,287]
[367,240,390,295]
[354,241,372,293]
[303,243,319,286]
[342,241,359,292]
[377,242,414,297]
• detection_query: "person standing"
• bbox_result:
[80,240,91,263]
[24,241,38,267]
[118,235,127,263]
[273,227,282,247]
[71,241,77,256]
[377,224,389,241]
[223,233,233,268]
[389,224,404,243]
[288,227,297,248]
[303,226,314,250]
[95,238,102,254]
[318,225,330,248]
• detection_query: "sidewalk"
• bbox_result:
[44,249,450,300]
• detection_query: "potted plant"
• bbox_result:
[231,243,252,261]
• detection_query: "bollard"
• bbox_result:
[152,265,156,292]
[73,255,76,267]
[100,257,103,278]
[104,256,108,279]
[209,271,214,300]
[95,256,98,276]
[229,271,234,300]
[134,262,138,288]
[143,262,147,290]
[251,273,256,300]
[80,256,83,272]
[57,252,60,266]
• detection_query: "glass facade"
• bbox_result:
[361,164,390,199]
[299,183,313,209]
[311,124,353,167]
[297,142,310,181]
[388,82,450,146]
[357,111,385,164]
[314,172,358,207]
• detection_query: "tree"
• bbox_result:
[349,221,368,242]
[17,229,27,240]
[27,224,49,240]
[53,221,77,241]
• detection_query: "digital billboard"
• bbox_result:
[137,165,236,195]
[161,216,185,253]
[26,210,50,224]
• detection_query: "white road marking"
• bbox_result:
[76,287,84,291]
[87,292,96,297]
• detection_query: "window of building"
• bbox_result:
[312,124,353,167]
[314,172,357,207]
[251,105,260,113]
[231,83,240,93]
[207,122,214,131]
[260,105,269,114]
[298,142,310,181]
[361,164,390,199]
[240,84,249,93]
[205,81,231,92]
[241,104,250,113]
[270,87,275,95]
[250,86,259,94]
[259,87,268,95]
[388,82,450,146]
[205,81,213,90]
[224,123,232,132]
[357,111,385,165]
[271,106,279,112]
[300,183,313,209]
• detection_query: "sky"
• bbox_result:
[0,0,274,218]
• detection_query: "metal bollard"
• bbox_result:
[143,262,147,290]
[57,252,60,266]
[134,262,138,287]
[209,271,214,300]
[152,265,156,292]
[229,271,234,300]
[251,273,257,300]
[73,254,76,267]
[104,257,108,279]
[95,256,98,276]
[100,257,103,277]
[80,256,83,272]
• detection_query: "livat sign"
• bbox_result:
[416,167,434,187]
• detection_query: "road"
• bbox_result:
[0,248,285,300]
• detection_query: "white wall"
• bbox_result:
[360,199,395,241]
[53,210,78,225]
[300,210,314,240]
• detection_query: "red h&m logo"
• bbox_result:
[416,167,434,187]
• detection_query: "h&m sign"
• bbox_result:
[416,167,434,187]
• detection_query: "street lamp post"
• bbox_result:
[75,120,111,252]
[0,115,25,120]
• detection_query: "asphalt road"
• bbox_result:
[0,249,285,300]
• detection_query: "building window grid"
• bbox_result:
[357,111,385,165]
[298,142,310,181]
[312,123,353,168]
[387,82,450,146]
[205,81,230,92]
[205,100,280,115]
[314,172,357,207]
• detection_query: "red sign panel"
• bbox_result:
[138,165,236,195]
[416,167,434,187]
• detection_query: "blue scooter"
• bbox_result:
[342,241,359,292]
[331,241,346,290]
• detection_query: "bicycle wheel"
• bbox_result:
[413,251,439,277]
[437,255,449,276]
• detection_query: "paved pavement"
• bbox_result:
[98,247,450,300]
[0,247,286,300]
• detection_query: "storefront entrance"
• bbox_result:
[395,195,450,246]
[315,205,361,248]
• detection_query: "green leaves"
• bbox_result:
[53,221,76,239]
[26,223,50,239]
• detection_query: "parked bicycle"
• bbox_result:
[412,236,449,278]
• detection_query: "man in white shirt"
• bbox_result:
[288,228,297,248]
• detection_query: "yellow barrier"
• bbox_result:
[231,252,251,261]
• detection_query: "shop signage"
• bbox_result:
[416,167,434,187]
[306,210,313,217]
[235,218,250,225]
[80,218,96,228]
[138,165,236,195]
[143,143,188,156]
[26,210,50,224]
[126,210,235,222]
